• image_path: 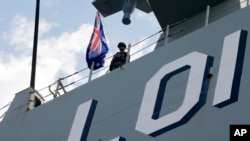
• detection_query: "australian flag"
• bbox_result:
[86,12,109,70]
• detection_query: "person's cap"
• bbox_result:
[118,42,126,48]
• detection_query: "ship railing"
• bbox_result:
[32,30,165,102]
[24,24,173,104]
[1,0,249,122]
[0,102,11,122]
[163,0,249,44]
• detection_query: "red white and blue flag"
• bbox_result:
[86,12,109,70]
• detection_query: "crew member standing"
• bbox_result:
[109,42,128,71]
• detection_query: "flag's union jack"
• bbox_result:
[86,12,109,70]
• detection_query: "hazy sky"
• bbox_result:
[0,0,161,116]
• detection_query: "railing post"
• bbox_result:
[126,44,131,63]
[164,25,170,45]
[57,78,67,94]
[205,5,210,26]
[88,61,95,82]
[48,78,67,98]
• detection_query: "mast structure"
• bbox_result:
[30,0,40,89]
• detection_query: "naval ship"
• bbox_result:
[0,0,250,140]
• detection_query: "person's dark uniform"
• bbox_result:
[109,42,128,71]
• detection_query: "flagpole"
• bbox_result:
[30,0,40,89]
[88,61,95,82]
